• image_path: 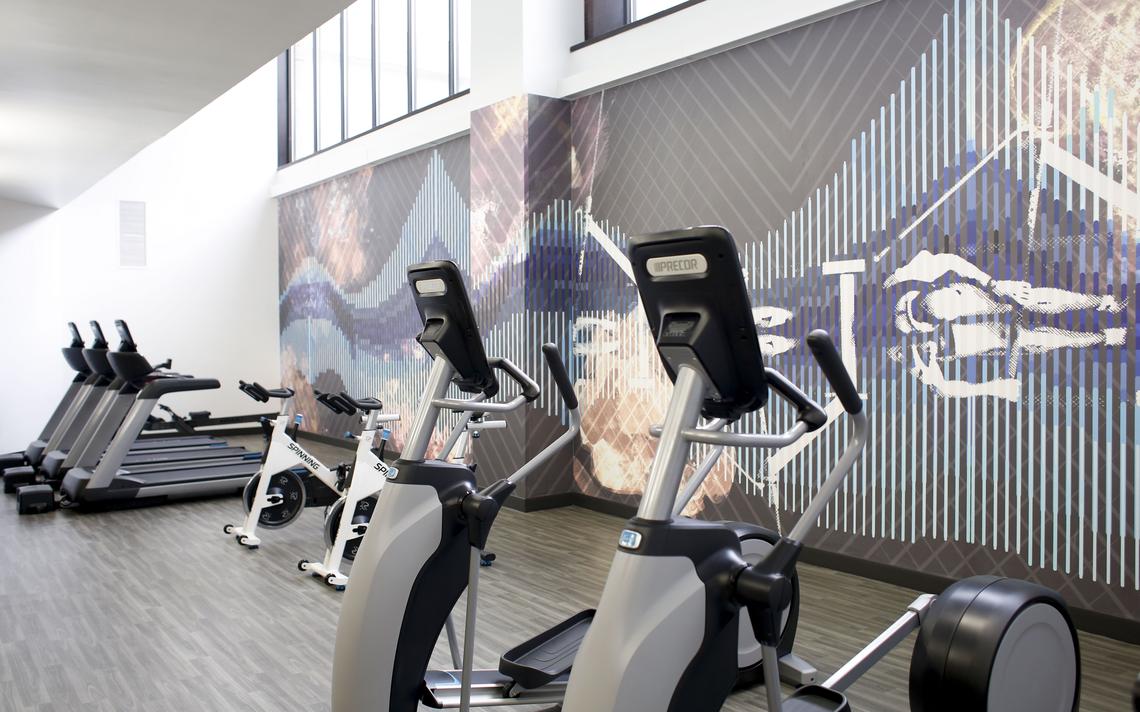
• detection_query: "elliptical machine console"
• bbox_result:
[559,226,1081,712]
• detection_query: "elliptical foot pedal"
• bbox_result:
[4,467,37,494]
[499,609,594,690]
[783,685,851,711]
[17,484,56,515]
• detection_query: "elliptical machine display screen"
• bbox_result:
[407,260,498,397]
[628,225,768,420]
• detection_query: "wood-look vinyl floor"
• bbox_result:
[0,436,1136,711]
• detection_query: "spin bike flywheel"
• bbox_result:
[242,470,307,528]
[323,495,379,562]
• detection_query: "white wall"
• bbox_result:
[0,63,281,452]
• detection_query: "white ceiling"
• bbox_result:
[0,0,354,208]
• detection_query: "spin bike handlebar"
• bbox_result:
[315,390,352,415]
[239,381,295,402]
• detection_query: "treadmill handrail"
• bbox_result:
[138,378,221,399]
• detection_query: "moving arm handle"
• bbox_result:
[734,538,804,647]
[504,345,581,487]
[806,330,862,414]
[541,343,578,410]
[488,358,540,402]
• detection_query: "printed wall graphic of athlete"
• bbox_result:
[886,250,1125,401]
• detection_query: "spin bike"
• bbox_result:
[296,389,401,589]
[329,260,805,712]
[223,382,393,549]
[559,226,1080,712]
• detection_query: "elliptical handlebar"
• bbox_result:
[541,343,578,410]
[433,357,539,414]
[806,330,862,414]
[488,358,540,402]
[764,368,827,431]
[504,343,580,487]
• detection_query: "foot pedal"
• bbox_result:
[499,609,594,690]
[4,467,38,494]
[17,484,56,515]
[783,685,851,711]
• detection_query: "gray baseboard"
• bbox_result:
[282,439,1140,646]
[545,491,1140,645]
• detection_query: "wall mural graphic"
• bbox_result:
[278,139,471,449]
[279,0,1140,621]
[556,0,1139,620]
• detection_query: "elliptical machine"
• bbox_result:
[559,226,1081,712]
[223,382,395,551]
[330,260,807,712]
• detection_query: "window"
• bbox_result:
[630,0,686,21]
[290,37,315,160]
[413,0,451,109]
[453,0,471,91]
[282,0,471,164]
[315,16,343,150]
[376,0,409,123]
[344,0,374,137]
[583,0,697,42]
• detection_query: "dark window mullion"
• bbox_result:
[278,50,291,166]
[312,33,319,154]
[371,0,378,128]
[448,0,456,96]
[340,11,348,142]
[406,0,415,113]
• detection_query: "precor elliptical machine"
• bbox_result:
[330,260,807,712]
[223,383,395,557]
[559,226,1081,712]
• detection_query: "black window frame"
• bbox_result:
[279,0,470,166]
[577,0,707,49]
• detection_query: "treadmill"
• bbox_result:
[38,322,246,476]
[0,322,99,472]
[57,328,264,508]
[5,322,253,493]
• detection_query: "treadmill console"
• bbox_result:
[628,226,768,420]
[407,260,498,397]
[115,320,138,353]
[89,320,108,349]
[62,322,90,374]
